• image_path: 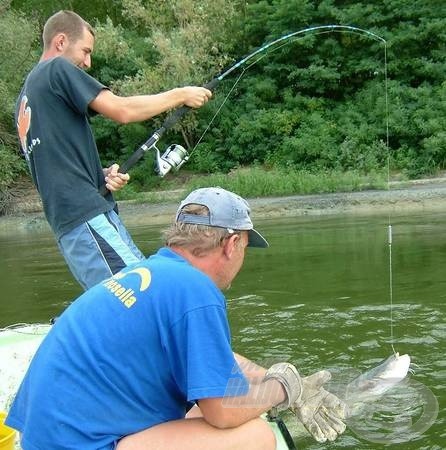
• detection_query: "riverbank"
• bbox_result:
[2,177,446,232]
[121,180,446,227]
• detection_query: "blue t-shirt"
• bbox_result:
[6,248,248,450]
[15,57,115,238]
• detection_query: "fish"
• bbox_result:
[265,353,413,441]
[344,352,411,416]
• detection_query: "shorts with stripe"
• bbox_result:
[57,210,145,290]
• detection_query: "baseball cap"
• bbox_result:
[176,187,269,248]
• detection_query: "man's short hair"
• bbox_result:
[42,10,94,50]
[163,204,235,256]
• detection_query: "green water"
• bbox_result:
[0,212,444,448]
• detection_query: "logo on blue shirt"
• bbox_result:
[102,267,152,308]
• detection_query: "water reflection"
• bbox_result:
[0,212,445,448]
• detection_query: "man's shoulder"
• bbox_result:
[23,57,74,84]
[48,56,79,74]
[53,56,77,68]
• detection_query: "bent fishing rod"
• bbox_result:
[100,24,386,196]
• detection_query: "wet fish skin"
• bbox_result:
[344,352,411,414]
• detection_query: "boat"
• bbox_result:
[0,324,295,450]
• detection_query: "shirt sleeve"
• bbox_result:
[168,304,249,402]
[50,57,107,115]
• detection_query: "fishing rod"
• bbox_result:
[100,24,386,196]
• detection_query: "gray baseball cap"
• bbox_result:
[176,187,269,248]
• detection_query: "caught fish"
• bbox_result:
[344,352,411,415]
[266,353,413,443]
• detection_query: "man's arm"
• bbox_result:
[197,354,288,429]
[89,86,212,124]
[233,353,267,381]
[196,354,347,444]
[198,377,286,429]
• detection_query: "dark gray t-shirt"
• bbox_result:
[16,57,115,238]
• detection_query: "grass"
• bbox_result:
[186,167,388,197]
[115,167,389,204]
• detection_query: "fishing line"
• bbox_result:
[190,25,397,354]
[192,70,246,150]
[106,25,389,192]
[382,43,398,355]
[388,223,396,355]
[190,27,386,156]
[103,23,398,356]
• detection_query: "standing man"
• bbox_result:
[16,10,212,289]
[6,187,347,450]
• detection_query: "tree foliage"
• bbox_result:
[192,0,446,177]
[0,0,39,211]
[1,0,445,203]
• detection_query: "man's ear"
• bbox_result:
[54,33,67,52]
[222,234,240,259]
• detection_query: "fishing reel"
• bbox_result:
[155,144,190,177]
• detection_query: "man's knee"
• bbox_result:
[116,416,278,450]
[252,417,277,450]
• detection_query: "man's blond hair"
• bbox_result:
[164,204,237,256]
[42,10,94,50]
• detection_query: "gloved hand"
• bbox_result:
[264,362,303,410]
[291,370,347,443]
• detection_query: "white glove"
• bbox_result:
[264,362,303,410]
[291,370,347,443]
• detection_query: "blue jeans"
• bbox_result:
[58,210,145,290]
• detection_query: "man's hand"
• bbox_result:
[291,370,347,443]
[264,362,303,410]
[182,86,212,108]
[103,164,129,192]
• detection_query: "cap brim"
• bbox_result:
[247,229,269,248]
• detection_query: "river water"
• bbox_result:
[0,211,444,449]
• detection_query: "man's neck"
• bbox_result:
[169,245,224,288]
[40,48,63,62]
